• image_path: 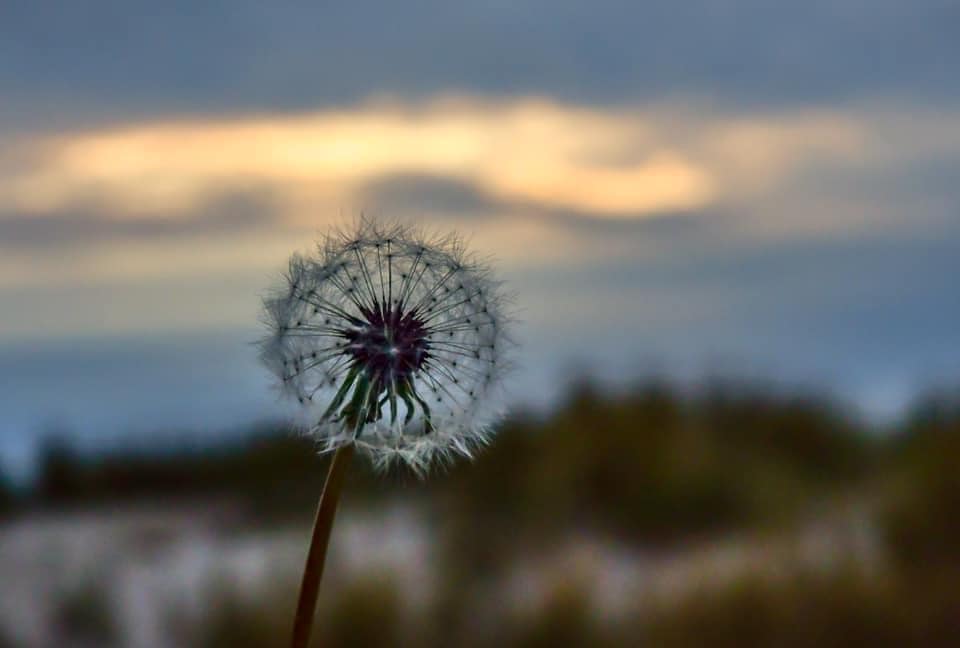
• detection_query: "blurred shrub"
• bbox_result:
[883,396,960,566]
[876,396,960,642]
[0,470,13,518]
[31,379,875,529]
[33,422,387,521]
[36,438,83,503]
[52,580,117,646]
[0,625,15,648]
[20,380,960,646]
[435,380,874,552]
[510,581,598,648]
[316,574,404,648]
[641,568,909,647]
[194,585,293,648]
[28,378,880,578]
[194,575,403,648]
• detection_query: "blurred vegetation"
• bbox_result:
[7,379,960,646]
[433,381,872,553]
[0,471,12,519]
[0,626,13,648]
[883,394,960,567]
[33,426,335,518]
[508,582,599,648]
[52,580,117,646]
[640,567,910,647]
[190,576,402,648]
[192,583,295,648]
[28,381,874,535]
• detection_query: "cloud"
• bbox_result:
[2,0,957,133]
[0,189,276,249]
[4,94,959,296]
[0,97,957,429]
[0,96,869,227]
[357,173,496,216]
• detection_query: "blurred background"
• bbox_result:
[1,1,959,646]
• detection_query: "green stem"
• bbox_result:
[290,443,355,648]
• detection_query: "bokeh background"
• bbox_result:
[1,2,959,646]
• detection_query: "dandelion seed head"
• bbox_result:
[259,219,512,473]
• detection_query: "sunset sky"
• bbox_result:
[1,1,959,474]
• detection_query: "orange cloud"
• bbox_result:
[0,98,723,219]
[0,95,880,296]
[5,97,954,340]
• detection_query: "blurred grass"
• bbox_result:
[52,579,117,646]
[190,576,402,648]
[6,378,960,645]
[640,567,909,647]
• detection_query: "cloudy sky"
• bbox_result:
[1,1,958,473]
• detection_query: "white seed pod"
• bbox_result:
[259,220,512,473]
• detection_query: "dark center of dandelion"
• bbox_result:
[346,307,429,377]
[324,306,436,433]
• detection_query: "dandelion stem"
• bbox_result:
[290,443,355,648]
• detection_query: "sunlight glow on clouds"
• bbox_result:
[0,96,865,223]
[2,94,958,341]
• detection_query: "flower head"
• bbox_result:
[259,220,511,472]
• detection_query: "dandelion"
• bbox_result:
[258,219,512,647]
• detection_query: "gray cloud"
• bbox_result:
[358,173,498,217]
[2,1,958,132]
[0,167,749,262]
[354,172,732,234]
[353,168,960,400]
[514,218,960,407]
[0,189,279,250]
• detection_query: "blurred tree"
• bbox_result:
[884,395,960,559]
[434,379,875,555]
[0,469,14,517]
[879,396,960,643]
[36,438,84,504]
